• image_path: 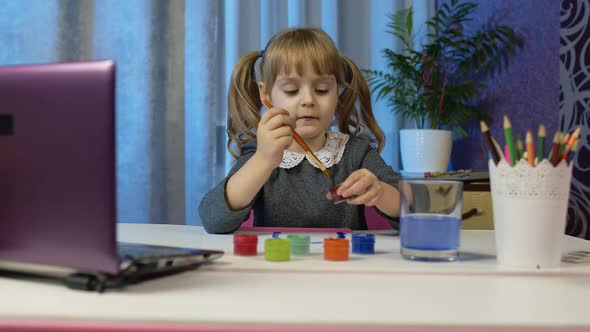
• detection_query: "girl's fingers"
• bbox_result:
[347,187,380,206]
[336,169,383,205]
[269,125,293,140]
[346,189,376,205]
[260,108,290,125]
[275,136,293,150]
[337,169,373,195]
[265,114,294,131]
[340,177,370,198]
[345,195,363,205]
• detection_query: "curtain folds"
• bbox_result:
[0,0,433,225]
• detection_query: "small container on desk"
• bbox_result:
[233,234,258,256]
[287,234,310,255]
[265,233,290,262]
[324,237,349,261]
[399,179,464,261]
[401,171,492,230]
[489,159,573,269]
[351,234,375,254]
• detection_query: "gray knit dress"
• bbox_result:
[199,133,401,234]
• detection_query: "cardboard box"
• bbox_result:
[462,191,494,230]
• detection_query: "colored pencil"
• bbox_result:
[549,131,561,166]
[536,124,546,161]
[491,136,503,162]
[559,133,569,157]
[261,98,331,178]
[516,137,524,161]
[504,144,510,165]
[526,129,535,166]
[562,126,582,163]
[503,115,516,166]
[561,136,579,161]
[567,125,581,145]
[568,140,579,161]
[480,121,501,165]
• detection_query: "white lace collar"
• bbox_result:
[279,131,349,169]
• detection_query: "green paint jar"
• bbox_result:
[287,234,310,255]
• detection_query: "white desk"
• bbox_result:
[1,224,590,332]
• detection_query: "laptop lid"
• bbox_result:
[0,60,122,273]
[0,61,223,291]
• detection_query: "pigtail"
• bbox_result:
[339,55,385,152]
[227,51,263,159]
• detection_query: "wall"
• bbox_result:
[450,0,560,171]
[446,0,590,239]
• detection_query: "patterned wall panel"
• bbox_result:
[561,0,590,239]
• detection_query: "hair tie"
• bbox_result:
[260,49,265,58]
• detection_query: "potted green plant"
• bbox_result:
[364,0,524,173]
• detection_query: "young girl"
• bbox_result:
[199,27,401,234]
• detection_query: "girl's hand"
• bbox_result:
[327,169,384,206]
[255,107,294,168]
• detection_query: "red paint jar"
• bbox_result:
[233,234,258,256]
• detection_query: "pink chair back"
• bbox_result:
[237,206,393,231]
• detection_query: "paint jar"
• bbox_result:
[287,234,310,255]
[265,237,290,261]
[351,233,375,254]
[324,238,349,261]
[233,234,258,256]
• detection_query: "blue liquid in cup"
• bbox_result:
[400,214,461,251]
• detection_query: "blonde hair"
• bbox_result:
[227,27,385,158]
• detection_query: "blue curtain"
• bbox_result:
[0,0,433,225]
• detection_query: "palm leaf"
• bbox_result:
[363,1,524,136]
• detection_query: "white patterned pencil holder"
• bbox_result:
[488,159,573,269]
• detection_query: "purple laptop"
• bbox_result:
[0,60,222,291]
